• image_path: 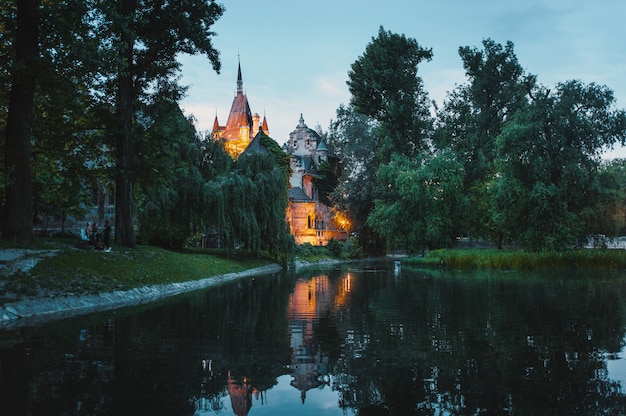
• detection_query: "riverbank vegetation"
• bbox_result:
[327,30,626,254]
[296,237,364,261]
[404,248,626,271]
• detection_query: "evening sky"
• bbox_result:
[177,0,626,157]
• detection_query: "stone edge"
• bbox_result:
[0,263,283,329]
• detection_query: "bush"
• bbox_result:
[342,237,364,259]
[327,238,343,257]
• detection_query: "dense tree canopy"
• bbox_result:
[433,39,534,243]
[367,151,466,252]
[347,26,433,161]
[331,28,434,253]
[135,96,206,248]
[0,0,224,248]
[493,81,626,250]
[3,7,626,256]
[203,133,293,261]
[98,0,224,248]
[332,34,626,253]
[2,0,39,245]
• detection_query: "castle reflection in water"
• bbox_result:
[197,273,352,415]
[5,263,624,415]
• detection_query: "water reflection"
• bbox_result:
[1,263,626,415]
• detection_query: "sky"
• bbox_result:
[177,0,626,158]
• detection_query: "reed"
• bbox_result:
[404,249,626,271]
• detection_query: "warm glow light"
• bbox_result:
[333,211,352,231]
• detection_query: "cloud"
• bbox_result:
[316,75,347,99]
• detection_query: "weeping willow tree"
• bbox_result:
[204,132,293,262]
[135,96,210,248]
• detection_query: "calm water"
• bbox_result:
[2,261,626,415]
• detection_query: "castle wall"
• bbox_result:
[287,200,347,246]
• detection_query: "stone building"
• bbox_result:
[284,115,347,245]
[211,64,348,245]
[211,62,269,159]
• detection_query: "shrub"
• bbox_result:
[327,238,343,257]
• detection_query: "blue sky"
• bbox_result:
[178,0,626,158]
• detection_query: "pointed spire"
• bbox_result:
[236,55,243,94]
[298,113,306,127]
[261,113,269,134]
[212,113,220,131]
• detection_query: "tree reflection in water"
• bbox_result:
[0,264,626,415]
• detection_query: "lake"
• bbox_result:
[1,260,626,415]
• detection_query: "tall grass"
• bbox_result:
[404,249,626,271]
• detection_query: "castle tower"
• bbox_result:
[212,61,255,158]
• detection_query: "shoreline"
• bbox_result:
[0,263,284,329]
[0,257,358,329]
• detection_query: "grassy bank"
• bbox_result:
[404,248,626,271]
[0,238,272,299]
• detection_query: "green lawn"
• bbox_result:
[1,238,272,298]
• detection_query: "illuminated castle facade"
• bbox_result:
[211,63,269,159]
[211,64,348,245]
[283,115,347,245]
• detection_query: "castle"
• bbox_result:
[211,63,348,245]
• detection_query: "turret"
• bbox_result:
[261,114,270,135]
[252,113,260,137]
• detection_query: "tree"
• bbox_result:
[312,159,339,207]
[96,0,224,248]
[331,28,434,253]
[32,0,106,230]
[2,0,115,241]
[367,151,466,252]
[203,133,293,261]
[434,39,533,243]
[493,81,626,250]
[135,96,206,248]
[598,159,626,236]
[327,105,383,253]
[2,0,39,245]
[347,26,433,161]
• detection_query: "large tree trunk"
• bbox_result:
[2,0,40,246]
[114,0,137,248]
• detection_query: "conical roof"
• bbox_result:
[222,62,253,139]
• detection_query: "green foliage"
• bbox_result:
[493,81,626,250]
[136,97,207,248]
[434,39,533,243]
[32,155,90,230]
[313,160,339,206]
[331,27,434,253]
[326,238,343,257]
[327,105,382,252]
[368,151,466,252]
[295,242,331,259]
[294,237,363,261]
[348,26,433,161]
[258,132,291,175]
[202,134,293,261]
[405,248,626,271]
